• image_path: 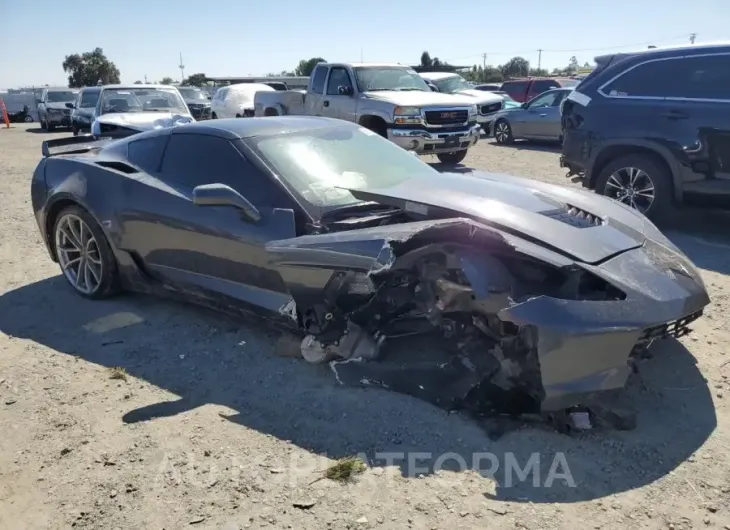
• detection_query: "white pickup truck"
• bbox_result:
[254,62,481,165]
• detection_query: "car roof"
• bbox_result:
[136,116,352,141]
[419,72,459,81]
[596,41,730,64]
[221,83,275,93]
[46,87,78,91]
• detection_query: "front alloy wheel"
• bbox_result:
[603,167,655,214]
[493,120,513,144]
[55,213,104,295]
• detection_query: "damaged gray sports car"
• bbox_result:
[32,117,710,421]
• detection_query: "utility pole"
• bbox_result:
[482,53,487,69]
[144,74,148,83]
[690,33,697,44]
[360,47,364,62]
[178,53,186,83]
[537,49,543,71]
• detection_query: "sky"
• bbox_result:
[1,0,728,88]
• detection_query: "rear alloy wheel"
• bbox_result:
[436,150,468,165]
[493,119,513,144]
[53,206,120,299]
[24,115,33,123]
[595,154,672,221]
[40,116,47,131]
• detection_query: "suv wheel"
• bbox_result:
[595,154,672,220]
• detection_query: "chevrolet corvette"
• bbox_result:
[31,117,710,418]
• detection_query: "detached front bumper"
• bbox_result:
[388,124,481,154]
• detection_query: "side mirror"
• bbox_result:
[521,102,528,109]
[207,96,212,100]
[65,102,75,109]
[427,82,439,92]
[337,85,353,96]
[192,183,261,222]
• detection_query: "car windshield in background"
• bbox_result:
[47,91,77,103]
[251,125,437,209]
[79,91,100,108]
[100,88,188,114]
[434,75,472,93]
[178,88,207,100]
[354,67,431,92]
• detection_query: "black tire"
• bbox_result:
[493,119,513,144]
[594,153,673,221]
[52,205,121,299]
[436,150,468,165]
[363,119,387,138]
[211,112,218,119]
[47,121,55,132]
[72,123,79,136]
[24,115,33,123]
[40,115,47,131]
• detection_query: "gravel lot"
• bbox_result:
[1,123,729,530]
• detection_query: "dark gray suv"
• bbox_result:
[561,42,730,221]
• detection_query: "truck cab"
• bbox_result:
[255,62,482,165]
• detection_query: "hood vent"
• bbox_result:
[540,204,603,229]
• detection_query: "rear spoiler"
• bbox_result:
[41,135,112,157]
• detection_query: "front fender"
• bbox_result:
[356,101,392,126]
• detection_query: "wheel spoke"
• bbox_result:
[56,214,103,295]
[59,226,81,250]
[63,256,81,271]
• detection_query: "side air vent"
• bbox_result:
[541,204,603,228]
[95,161,138,174]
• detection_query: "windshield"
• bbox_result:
[47,91,77,103]
[251,125,437,209]
[79,91,100,108]
[178,87,207,100]
[559,79,580,88]
[354,67,431,92]
[100,88,188,114]
[433,75,472,93]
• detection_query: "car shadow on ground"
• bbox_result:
[660,208,730,276]
[488,139,562,153]
[0,274,716,504]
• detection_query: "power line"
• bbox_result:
[438,34,691,63]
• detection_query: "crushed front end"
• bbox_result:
[267,219,710,417]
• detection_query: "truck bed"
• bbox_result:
[254,90,306,117]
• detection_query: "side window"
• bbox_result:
[601,59,675,98]
[527,91,560,108]
[326,67,353,95]
[529,80,556,97]
[503,81,528,96]
[159,134,284,207]
[127,134,169,174]
[310,66,328,94]
[670,54,730,100]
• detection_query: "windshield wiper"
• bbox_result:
[397,88,427,91]
[365,88,394,92]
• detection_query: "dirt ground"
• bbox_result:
[1,123,729,530]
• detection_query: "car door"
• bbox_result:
[304,65,328,116]
[658,53,730,182]
[323,66,357,122]
[119,132,299,315]
[521,89,564,139]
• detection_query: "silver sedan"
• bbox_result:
[492,88,573,144]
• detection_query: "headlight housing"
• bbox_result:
[393,106,422,125]
[394,106,421,116]
[469,105,478,119]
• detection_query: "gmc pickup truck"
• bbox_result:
[254,62,481,164]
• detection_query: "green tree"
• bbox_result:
[565,56,579,75]
[295,58,326,77]
[62,47,121,88]
[529,67,549,77]
[160,77,174,85]
[133,80,142,84]
[183,73,208,86]
[416,50,456,72]
[500,57,530,79]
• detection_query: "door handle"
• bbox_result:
[539,113,547,117]
[323,100,329,107]
[662,109,688,120]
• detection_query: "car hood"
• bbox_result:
[363,90,475,107]
[185,99,210,106]
[452,89,504,104]
[92,111,194,134]
[73,107,95,117]
[344,171,665,264]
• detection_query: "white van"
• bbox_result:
[210,83,275,119]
